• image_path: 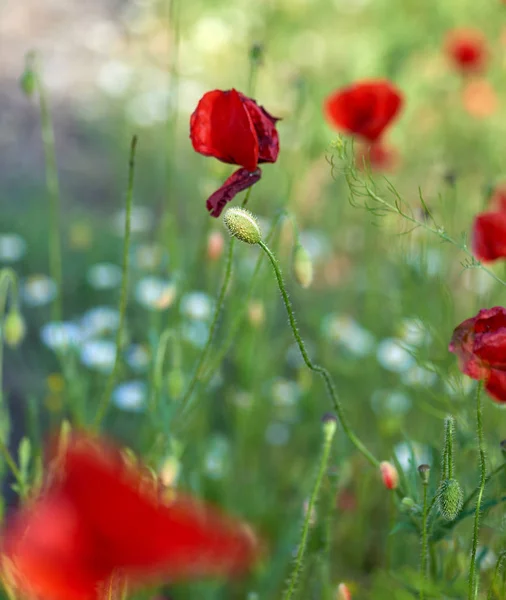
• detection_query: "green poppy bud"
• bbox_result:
[3,310,26,348]
[223,208,262,244]
[437,478,464,521]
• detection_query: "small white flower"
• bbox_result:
[41,322,82,351]
[180,291,213,320]
[0,233,26,263]
[112,380,147,412]
[377,338,415,372]
[135,277,176,310]
[23,275,57,307]
[81,306,120,338]
[80,339,116,373]
[87,263,122,290]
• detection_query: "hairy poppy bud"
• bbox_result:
[3,309,26,347]
[418,464,430,485]
[223,208,262,244]
[337,582,352,600]
[380,461,399,490]
[437,478,464,521]
[292,243,313,288]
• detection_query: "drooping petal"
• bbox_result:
[240,94,280,164]
[190,89,259,172]
[472,212,506,262]
[449,316,488,379]
[485,367,506,403]
[206,168,262,218]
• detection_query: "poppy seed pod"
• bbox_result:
[437,478,464,521]
[3,309,26,347]
[223,208,262,245]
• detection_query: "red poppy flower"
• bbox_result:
[355,141,399,172]
[449,307,506,402]
[2,434,260,600]
[323,80,403,143]
[445,28,489,75]
[473,211,506,262]
[190,89,280,217]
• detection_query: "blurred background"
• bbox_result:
[2,0,506,598]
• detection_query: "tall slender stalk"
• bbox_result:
[469,381,486,600]
[257,239,379,468]
[93,136,138,430]
[33,54,63,321]
[420,479,429,599]
[283,418,337,600]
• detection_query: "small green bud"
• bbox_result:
[20,68,36,98]
[223,208,262,244]
[321,413,337,439]
[437,478,464,521]
[292,243,313,289]
[167,369,185,400]
[3,310,26,347]
[417,463,430,485]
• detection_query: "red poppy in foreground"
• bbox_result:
[445,28,488,75]
[323,80,403,144]
[472,188,506,262]
[1,434,260,600]
[449,307,506,402]
[190,89,280,217]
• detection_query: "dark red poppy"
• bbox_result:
[323,80,403,143]
[473,211,506,262]
[355,141,399,172]
[445,28,489,75]
[449,307,506,402]
[2,434,260,600]
[190,89,280,217]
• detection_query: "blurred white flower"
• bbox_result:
[97,60,133,96]
[135,277,176,310]
[272,378,302,407]
[299,230,330,262]
[399,318,431,348]
[124,344,150,372]
[401,365,437,387]
[81,306,120,338]
[377,338,415,372]
[204,435,230,480]
[371,389,412,415]
[181,320,209,349]
[180,291,213,320]
[87,263,122,290]
[23,275,58,307]
[322,314,375,357]
[112,380,147,412]
[80,339,116,373]
[112,206,153,235]
[265,422,290,446]
[41,322,82,351]
[394,441,431,472]
[0,233,26,263]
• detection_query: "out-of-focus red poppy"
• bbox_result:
[2,434,260,600]
[445,28,489,75]
[190,89,280,217]
[323,80,403,143]
[449,307,506,402]
[488,184,506,213]
[462,79,498,118]
[473,211,506,262]
[355,141,399,172]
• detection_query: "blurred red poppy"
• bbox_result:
[462,79,498,118]
[355,141,399,172]
[473,211,506,262]
[2,434,260,600]
[445,28,489,75]
[190,89,280,216]
[323,80,403,143]
[449,307,506,402]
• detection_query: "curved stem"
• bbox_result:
[151,328,180,411]
[178,237,235,413]
[469,381,486,600]
[257,239,379,468]
[420,480,429,600]
[34,55,63,321]
[488,551,506,600]
[93,135,138,430]
[283,421,336,600]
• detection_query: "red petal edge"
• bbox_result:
[206,168,262,217]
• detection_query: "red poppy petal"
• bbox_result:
[485,368,506,403]
[472,212,506,262]
[473,329,506,365]
[58,437,260,579]
[206,168,262,217]
[190,89,259,172]
[239,94,280,164]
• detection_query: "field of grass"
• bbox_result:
[1,0,506,598]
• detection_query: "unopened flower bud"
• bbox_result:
[380,461,399,490]
[321,412,337,439]
[336,582,352,600]
[292,243,313,288]
[437,478,464,521]
[418,464,430,485]
[223,208,261,244]
[20,56,36,98]
[3,309,26,347]
[207,230,225,262]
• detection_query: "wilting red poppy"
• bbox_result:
[190,89,280,217]
[323,80,403,143]
[449,307,506,402]
[2,434,260,600]
[445,28,489,75]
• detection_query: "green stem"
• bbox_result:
[257,239,379,468]
[469,381,486,600]
[488,551,506,600]
[34,55,63,322]
[151,328,180,411]
[462,462,506,512]
[420,481,429,600]
[93,136,138,430]
[178,237,235,414]
[283,420,336,600]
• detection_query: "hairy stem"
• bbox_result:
[94,136,138,430]
[420,480,429,600]
[258,239,379,468]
